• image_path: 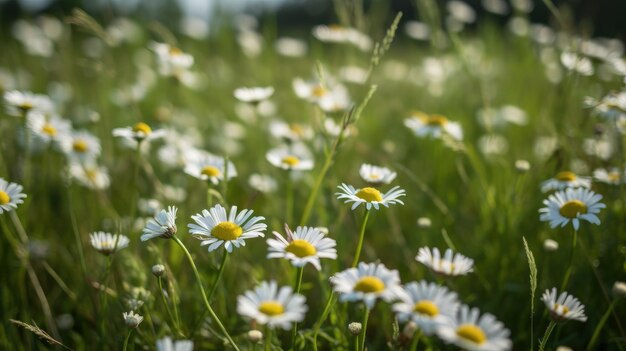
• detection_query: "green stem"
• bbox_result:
[587,300,617,351]
[265,326,273,351]
[359,307,370,351]
[208,250,229,302]
[222,155,229,207]
[351,209,371,268]
[207,183,213,208]
[99,256,113,344]
[286,171,294,225]
[172,236,240,351]
[409,329,422,351]
[129,142,143,223]
[68,186,88,278]
[158,277,184,337]
[560,229,578,291]
[122,329,133,351]
[291,266,305,350]
[538,321,557,351]
[312,292,337,351]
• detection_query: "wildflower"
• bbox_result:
[585,91,626,120]
[336,183,406,211]
[268,120,313,141]
[188,204,267,253]
[59,130,101,163]
[317,84,351,113]
[348,322,362,335]
[247,330,263,343]
[415,247,474,277]
[123,311,144,328]
[330,262,403,309]
[267,225,337,270]
[234,86,274,104]
[393,281,460,335]
[266,144,314,171]
[156,337,194,351]
[437,305,512,351]
[515,160,531,173]
[541,288,587,322]
[69,162,110,190]
[3,90,53,116]
[152,264,165,277]
[237,280,307,330]
[141,206,178,241]
[593,167,625,185]
[359,164,397,185]
[312,24,372,51]
[248,173,278,193]
[540,171,591,192]
[151,42,194,80]
[539,187,605,231]
[112,122,166,143]
[0,178,27,214]
[89,232,130,255]
[543,239,559,252]
[612,281,626,298]
[26,112,70,145]
[184,153,237,185]
[405,111,463,141]
[417,217,432,228]
[275,37,308,57]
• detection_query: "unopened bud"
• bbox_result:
[152,264,165,277]
[348,322,362,336]
[515,159,531,172]
[402,321,417,338]
[612,281,626,298]
[417,217,432,228]
[248,330,263,343]
[543,239,559,252]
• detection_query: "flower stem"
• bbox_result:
[265,326,273,351]
[587,300,617,351]
[359,307,370,351]
[122,329,133,351]
[538,321,556,351]
[351,209,371,268]
[172,236,240,351]
[286,170,294,225]
[129,142,143,223]
[208,250,229,302]
[158,276,184,337]
[560,229,578,291]
[68,186,88,279]
[312,292,337,351]
[291,266,304,350]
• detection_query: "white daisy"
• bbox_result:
[317,84,352,113]
[59,130,101,163]
[404,111,464,141]
[437,305,512,351]
[540,171,591,192]
[359,164,397,185]
[89,232,130,255]
[234,86,274,104]
[237,280,307,330]
[539,187,605,231]
[151,42,194,79]
[141,206,178,241]
[415,247,474,277]
[123,311,144,328]
[26,112,71,145]
[112,122,166,143]
[293,77,330,103]
[268,120,314,141]
[335,183,406,211]
[593,168,625,185]
[541,288,587,322]
[4,90,53,116]
[393,281,460,335]
[312,24,372,51]
[69,161,110,190]
[156,337,194,351]
[184,153,237,185]
[330,262,404,309]
[266,144,314,171]
[0,178,27,214]
[267,225,337,270]
[188,204,267,253]
[248,173,278,193]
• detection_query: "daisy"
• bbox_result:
[59,130,101,163]
[593,167,625,185]
[317,84,352,113]
[234,86,274,104]
[312,24,372,52]
[184,153,237,185]
[89,232,130,255]
[4,90,53,116]
[540,171,591,192]
[330,262,403,309]
[293,77,330,103]
[359,164,397,185]
[188,204,267,253]
[248,173,278,193]
[268,120,314,141]
[404,111,464,141]
[26,112,71,145]
[123,311,144,328]
[267,225,337,270]
[437,305,512,351]
[151,42,194,79]
[156,337,194,351]
[0,178,27,214]
[237,280,307,330]
[112,122,166,143]
[141,206,178,241]
[335,183,406,211]
[393,281,460,335]
[69,161,110,190]
[539,187,605,231]
[415,247,474,277]
[266,144,314,171]
[541,288,587,322]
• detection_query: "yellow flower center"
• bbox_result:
[354,276,385,293]
[285,239,317,257]
[607,172,620,182]
[73,139,88,153]
[0,190,11,205]
[258,301,284,316]
[555,171,577,181]
[85,169,98,181]
[169,47,182,56]
[282,156,300,167]
[424,114,449,126]
[42,123,57,136]
[312,85,327,97]
[559,200,587,219]
[201,166,220,177]
[554,303,570,314]
[355,187,383,202]
[132,122,152,135]
[290,124,304,136]
[211,221,243,241]
[413,300,439,317]
[19,102,33,111]
[456,324,487,345]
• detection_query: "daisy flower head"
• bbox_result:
[156,337,194,351]
[237,280,307,330]
[188,204,267,253]
[541,288,587,322]
[539,187,605,231]
[593,167,625,185]
[317,83,352,114]
[234,86,274,104]
[151,42,194,78]
[269,120,314,141]
[69,161,110,190]
[4,90,53,116]
[249,173,278,193]
[437,305,512,351]
[405,111,464,141]
[267,224,337,270]
[59,130,101,163]
[112,122,166,143]
[415,247,474,277]
[393,281,460,335]
[336,183,406,211]
[141,206,178,241]
[184,153,237,185]
[359,163,397,185]
[330,262,403,309]
[123,311,144,328]
[266,144,314,171]
[540,171,591,192]
[89,232,130,255]
[0,178,27,214]
[26,112,71,145]
[312,24,373,52]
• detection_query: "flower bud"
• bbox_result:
[247,330,263,343]
[348,322,362,336]
[152,264,166,277]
